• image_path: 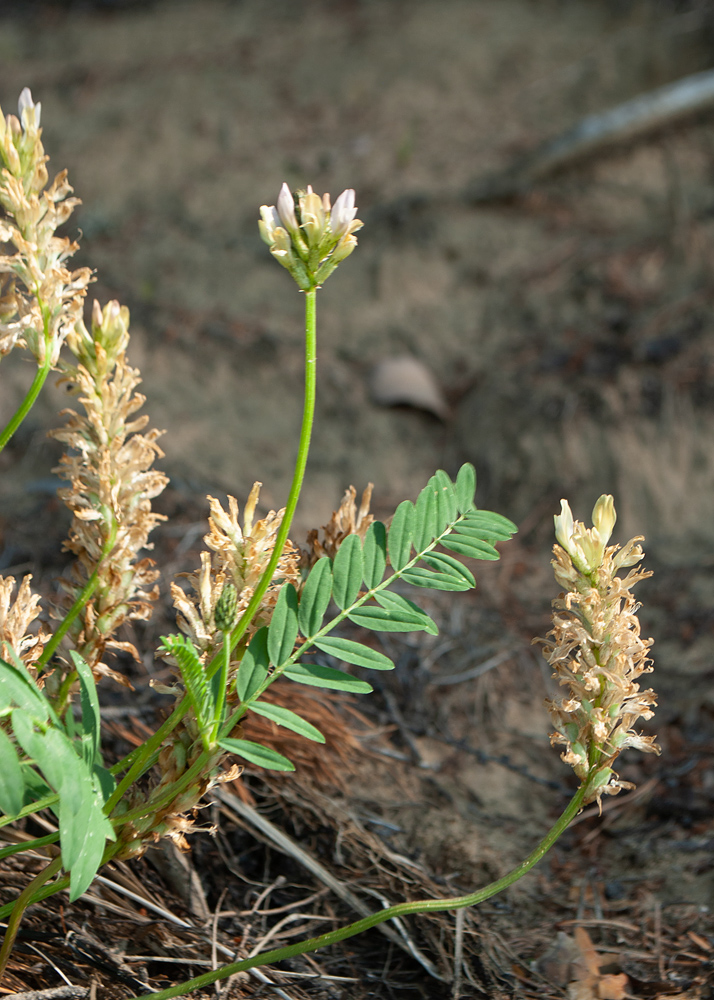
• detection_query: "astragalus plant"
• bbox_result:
[0,90,659,997]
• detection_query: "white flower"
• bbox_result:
[330,188,357,238]
[18,87,40,129]
[277,182,299,232]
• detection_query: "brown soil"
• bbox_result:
[1,1,714,998]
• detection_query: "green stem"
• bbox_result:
[0,855,62,979]
[107,287,318,810]
[227,287,317,653]
[0,833,59,862]
[0,355,52,454]
[131,785,588,1000]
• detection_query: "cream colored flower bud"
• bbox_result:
[277,182,299,233]
[299,186,326,246]
[18,87,40,129]
[331,188,357,238]
[554,500,575,554]
[592,494,616,548]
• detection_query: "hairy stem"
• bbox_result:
[131,785,588,999]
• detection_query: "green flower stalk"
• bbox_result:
[540,496,660,805]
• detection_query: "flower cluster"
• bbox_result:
[0,88,91,365]
[539,496,659,805]
[51,300,168,684]
[171,484,301,658]
[259,183,362,289]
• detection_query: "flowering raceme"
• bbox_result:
[539,496,659,805]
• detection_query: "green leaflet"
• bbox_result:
[460,510,518,537]
[431,470,458,526]
[283,662,373,693]
[71,650,102,765]
[421,551,476,586]
[218,738,295,771]
[332,534,364,610]
[268,584,299,667]
[250,702,325,743]
[455,463,477,514]
[413,482,438,552]
[400,566,471,591]
[0,726,24,818]
[347,605,426,633]
[363,521,387,589]
[236,628,270,701]
[374,590,438,635]
[388,500,414,571]
[298,557,333,637]
[441,536,500,560]
[313,636,394,671]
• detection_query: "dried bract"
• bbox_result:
[303,483,374,567]
[0,574,48,669]
[538,496,659,806]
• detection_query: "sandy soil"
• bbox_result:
[1,1,713,997]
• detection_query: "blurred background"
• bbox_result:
[1,2,714,993]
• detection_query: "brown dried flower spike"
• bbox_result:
[539,495,659,806]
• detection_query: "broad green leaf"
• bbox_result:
[375,591,438,635]
[0,657,50,722]
[218,738,295,771]
[314,636,394,671]
[388,500,414,571]
[455,463,477,514]
[441,536,500,560]
[267,584,299,667]
[363,522,387,589]
[284,662,373,693]
[250,702,325,743]
[430,471,458,530]
[421,551,476,586]
[0,727,24,818]
[92,764,116,803]
[71,651,101,765]
[413,483,438,552]
[20,764,52,809]
[298,557,333,637]
[332,534,364,610]
[400,566,471,591]
[236,628,270,701]
[460,510,518,537]
[69,771,116,901]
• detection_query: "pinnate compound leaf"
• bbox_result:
[0,727,24,818]
[400,566,471,591]
[363,521,387,589]
[332,534,364,610]
[441,536,500,560]
[313,636,394,671]
[161,635,212,729]
[236,628,270,702]
[268,584,299,667]
[218,738,295,771]
[375,590,438,635]
[250,702,325,743]
[388,500,415,571]
[298,557,333,637]
[71,650,101,765]
[283,662,373,693]
[455,463,477,514]
[413,482,438,552]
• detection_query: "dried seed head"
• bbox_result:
[259,183,363,290]
[538,496,659,806]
